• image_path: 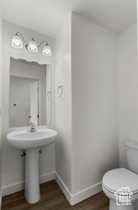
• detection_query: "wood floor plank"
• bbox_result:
[2,181,109,210]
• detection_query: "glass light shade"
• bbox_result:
[11,34,24,49]
[27,39,38,53]
[42,44,52,56]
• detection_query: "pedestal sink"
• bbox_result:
[7,127,57,204]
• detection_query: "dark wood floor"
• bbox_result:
[2,181,109,210]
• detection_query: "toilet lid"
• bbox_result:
[103,168,138,194]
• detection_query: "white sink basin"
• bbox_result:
[7,128,57,149]
[7,127,57,204]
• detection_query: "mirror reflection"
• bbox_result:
[9,58,47,128]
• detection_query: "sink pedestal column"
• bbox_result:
[25,148,40,204]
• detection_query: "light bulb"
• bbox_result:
[27,39,38,53]
[42,44,52,56]
[11,34,23,49]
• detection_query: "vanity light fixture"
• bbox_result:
[26,38,38,53]
[11,32,24,49]
[11,32,52,56]
[42,43,52,56]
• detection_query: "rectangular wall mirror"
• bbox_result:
[9,58,48,128]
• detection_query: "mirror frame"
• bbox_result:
[2,45,55,134]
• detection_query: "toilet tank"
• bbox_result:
[126,141,138,174]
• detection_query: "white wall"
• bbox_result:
[117,24,138,167]
[55,14,137,203]
[0,18,2,140]
[55,14,73,192]
[55,13,119,203]
[0,16,3,206]
[2,21,55,195]
[71,13,119,194]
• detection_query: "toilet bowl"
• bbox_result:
[103,168,138,210]
[102,141,138,210]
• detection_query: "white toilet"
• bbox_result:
[102,141,138,210]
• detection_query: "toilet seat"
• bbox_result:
[103,168,138,196]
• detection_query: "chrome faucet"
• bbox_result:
[28,117,37,132]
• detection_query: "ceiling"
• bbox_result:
[0,0,137,38]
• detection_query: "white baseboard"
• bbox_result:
[40,171,56,184]
[2,171,102,206]
[2,182,24,197]
[2,171,56,197]
[55,172,102,206]
[55,172,72,203]
[70,181,102,205]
